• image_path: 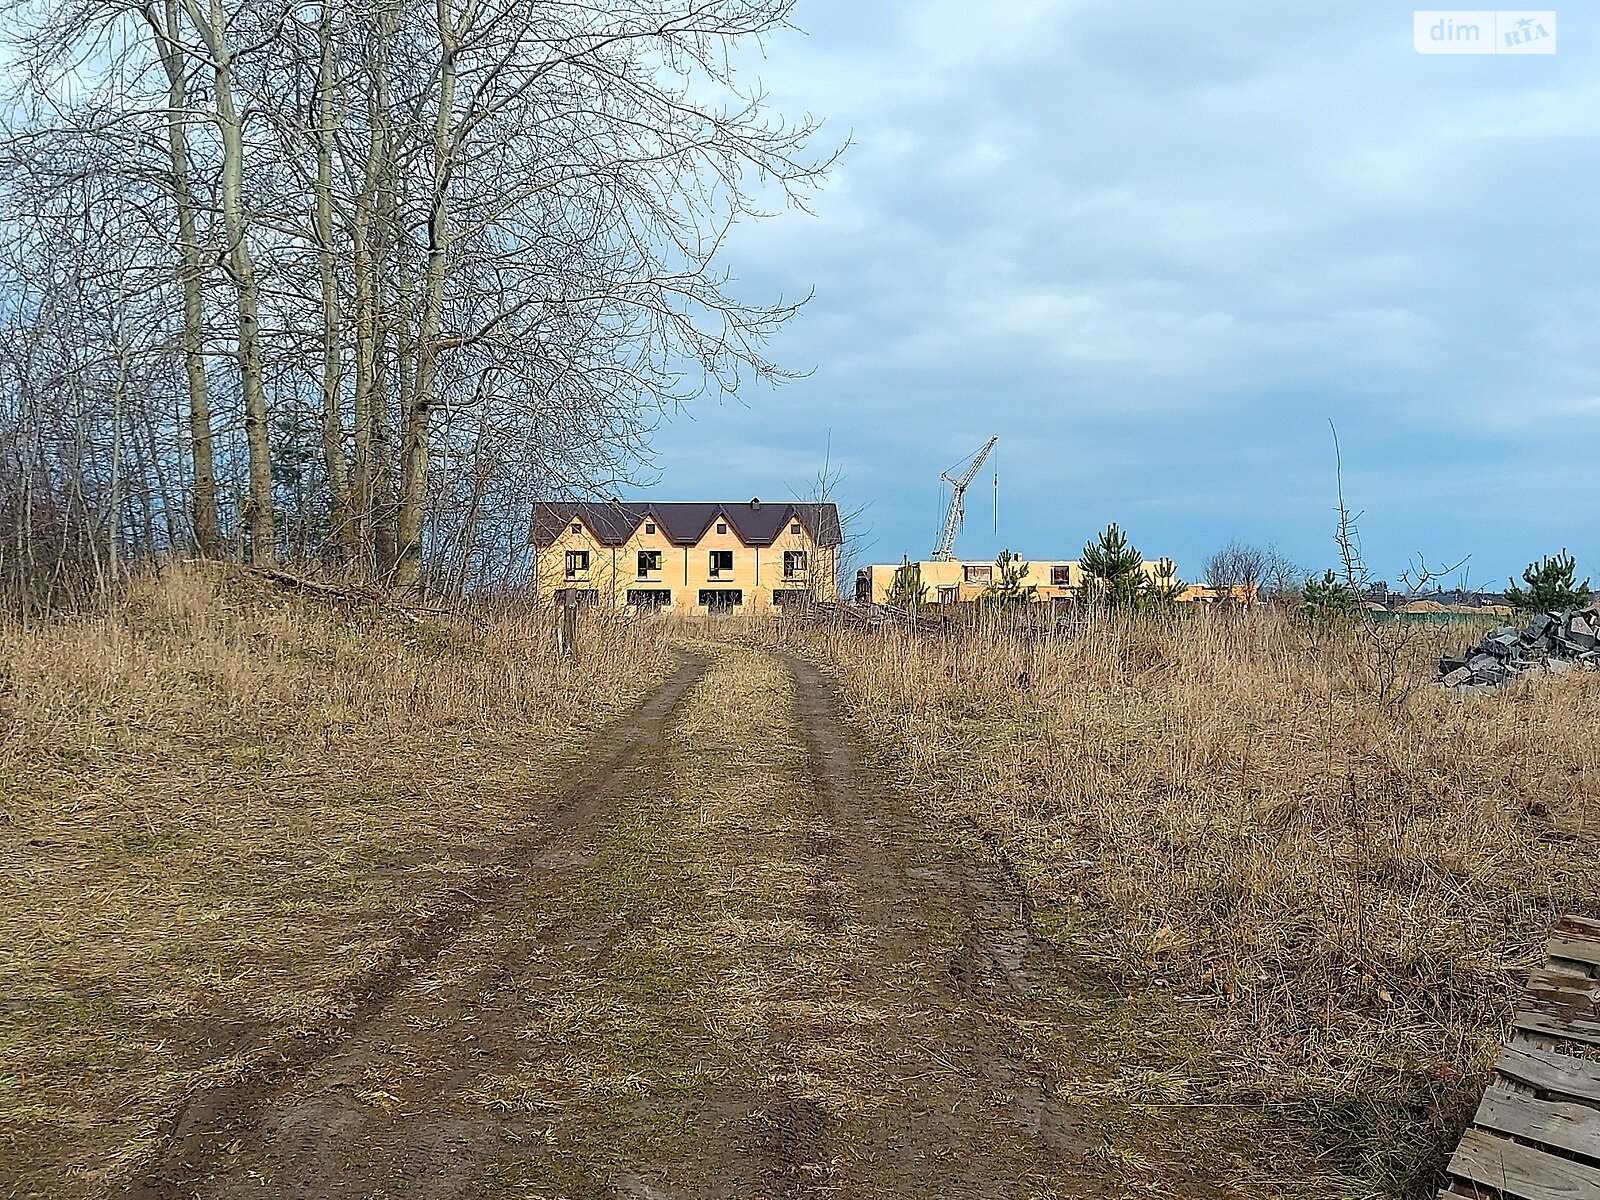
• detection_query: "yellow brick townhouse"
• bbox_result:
[532,500,842,613]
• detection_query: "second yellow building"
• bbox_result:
[855,557,1215,605]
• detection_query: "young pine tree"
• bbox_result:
[885,558,928,610]
[983,549,1036,607]
[1143,557,1185,607]
[1302,569,1356,617]
[1079,523,1146,609]
[1506,550,1591,613]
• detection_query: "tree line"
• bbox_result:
[0,0,831,606]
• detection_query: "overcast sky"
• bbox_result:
[636,1,1598,588]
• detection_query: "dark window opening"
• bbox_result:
[938,586,960,605]
[637,550,662,577]
[565,550,590,578]
[570,522,581,533]
[1051,565,1072,586]
[628,589,671,610]
[709,549,733,577]
[790,522,802,534]
[699,588,742,612]
[645,522,656,534]
[963,564,992,585]
[772,589,811,608]
[783,550,808,578]
[854,569,870,603]
[716,522,728,534]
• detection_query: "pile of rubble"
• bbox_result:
[789,601,943,634]
[1440,607,1600,690]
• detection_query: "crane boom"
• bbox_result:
[932,436,998,561]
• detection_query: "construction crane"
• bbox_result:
[932,436,998,561]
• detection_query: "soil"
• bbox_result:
[115,644,1235,1200]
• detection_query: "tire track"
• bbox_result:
[126,653,707,1200]
[781,651,1103,1197]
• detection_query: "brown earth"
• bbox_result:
[108,641,1248,1200]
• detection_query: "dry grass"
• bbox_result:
[0,564,671,1193]
[774,608,1600,1197]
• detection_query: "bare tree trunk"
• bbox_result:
[186,0,273,563]
[351,191,375,565]
[135,388,180,550]
[369,273,398,577]
[371,249,403,579]
[453,398,494,599]
[314,0,354,564]
[393,0,459,591]
[107,328,128,586]
[149,0,223,557]
[350,0,398,578]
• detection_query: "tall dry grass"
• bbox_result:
[780,608,1600,1196]
[0,564,672,1193]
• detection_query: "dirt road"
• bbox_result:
[127,643,1225,1200]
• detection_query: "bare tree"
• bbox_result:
[1203,540,1268,604]
[178,0,277,563]
[0,0,836,598]
[796,433,867,601]
[1323,423,1467,707]
[1261,544,1305,602]
[145,0,224,555]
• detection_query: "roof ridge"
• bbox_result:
[531,500,841,548]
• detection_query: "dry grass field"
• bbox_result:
[770,609,1600,1197]
[0,566,672,1194]
[6,580,1591,1199]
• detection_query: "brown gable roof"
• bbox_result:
[531,500,842,549]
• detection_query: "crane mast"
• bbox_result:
[932,436,998,561]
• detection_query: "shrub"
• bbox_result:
[982,549,1036,607]
[1079,523,1147,610]
[885,559,928,610]
[1506,550,1591,612]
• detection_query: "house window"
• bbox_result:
[627,589,671,610]
[645,522,656,534]
[565,550,590,578]
[1051,565,1072,587]
[783,550,808,578]
[963,564,992,585]
[772,589,810,608]
[790,522,801,534]
[570,522,581,533]
[717,522,728,535]
[938,586,959,605]
[637,550,662,577]
[709,549,733,577]
[699,588,742,612]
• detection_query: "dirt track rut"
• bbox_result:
[128,643,1214,1200]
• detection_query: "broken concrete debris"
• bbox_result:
[1439,605,1600,690]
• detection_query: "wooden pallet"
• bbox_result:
[1439,915,1600,1199]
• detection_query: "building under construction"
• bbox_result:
[857,436,1230,606]
[854,557,1219,606]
